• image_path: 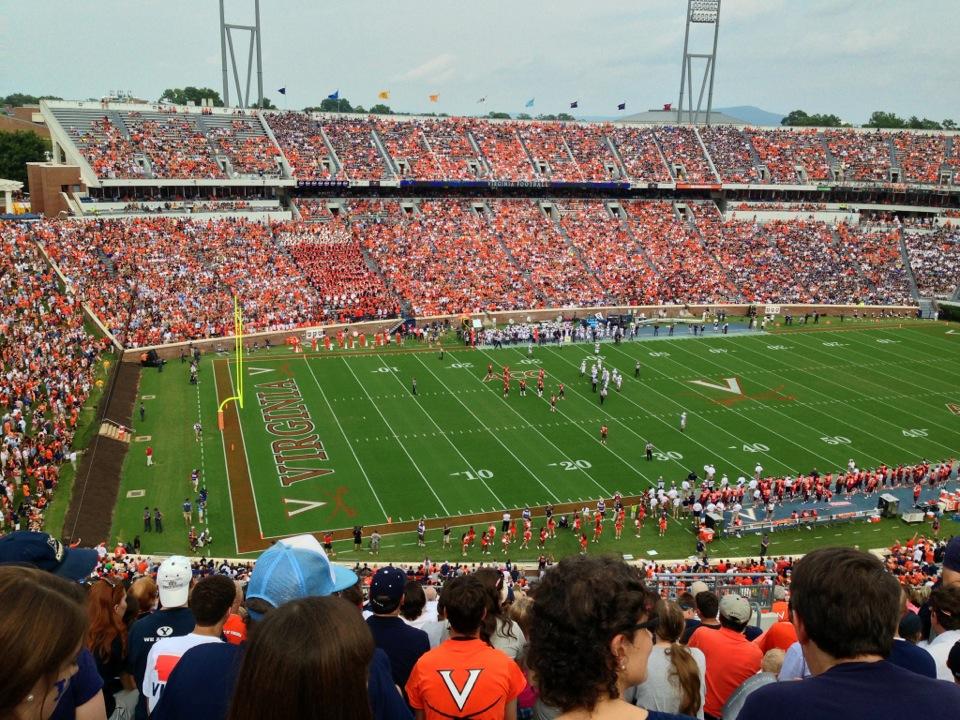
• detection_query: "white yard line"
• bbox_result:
[212,362,240,554]
[413,354,566,502]
[719,333,958,457]
[338,358,450,515]
[377,354,505,508]
[300,356,390,521]
[788,330,960,437]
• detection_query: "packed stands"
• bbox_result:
[516,122,582,181]
[699,126,761,183]
[489,201,608,306]
[467,120,537,181]
[206,116,282,177]
[825,129,894,182]
[264,112,340,180]
[653,126,716,182]
[903,226,960,298]
[891,132,948,184]
[353,199,538,315]
[0,225,105,533]
[834,223,912,304]
[562,123,624,181]
[623,200,732,303]
[321,117,390,180]
[373,118,443,179]
[123,111,225,179]
[555,200,665,305]
[605,126,671,182]
[29,218,325,346]
[416,118,488,179]
[746,128,832,183]
[66,115,144,179]
[274,220,399,322]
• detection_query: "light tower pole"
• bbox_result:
[219,0,264,108]
[676,0,721,125]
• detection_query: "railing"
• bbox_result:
[649,572,779,610]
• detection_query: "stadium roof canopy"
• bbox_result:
[621,109,747,126]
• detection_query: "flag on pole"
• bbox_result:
[327,90,340,100]
[570,100,579,109]
[525,98,535,108]
[378,90,390,100]
[477,97,486,103]
[617,102,626,111]
[277,87,287,95]
[429,93,440,103]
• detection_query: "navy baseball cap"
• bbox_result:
[943,536,960,573]
[0,532,98,581]
[369,566,407,614]
[246,535,357,621]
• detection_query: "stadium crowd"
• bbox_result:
[3,523,960,720]
[0,224,106,537]
[9,201,957,348]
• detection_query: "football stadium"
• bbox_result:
[2,2,960,719]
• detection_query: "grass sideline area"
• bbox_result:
[110,317,960,560]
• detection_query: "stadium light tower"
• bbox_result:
[676,0,721,125]
[219,0,264,108]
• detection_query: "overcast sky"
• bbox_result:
[3,1,957,124]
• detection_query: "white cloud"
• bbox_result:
[394,53,457,84]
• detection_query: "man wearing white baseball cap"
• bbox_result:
[127,556,196,720]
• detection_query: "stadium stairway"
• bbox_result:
[828,225,877,296]
[742,130,767,179]
[616,209,661,280]
[604,136,631,180]
[693,128,722,182]
[686,201,741,296]
[465,131,495,177]
[819,134,840,179]
[547,201,607,288]
[370,128,400,177]
[318,126,346,178]
[651,133,675,180]
[898,230,924,302]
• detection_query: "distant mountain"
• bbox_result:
[716,106,785,127]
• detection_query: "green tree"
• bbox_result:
[159,87,224,107]
[536,114,558,121]
[1,93,63,107]
[368,104,393,115]
[259,97,277,110]
[311,97,355,113]
[516,113,532,120]
[0,130,51,184]
[905,116,941,130]
[487,111,511,119]
[864,111,906,129]
[556,113,575,122]
[944,119,957,130]
[781,109,843,127]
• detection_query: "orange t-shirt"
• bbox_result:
[771,600,789,622]
[689,626,762,717]
[754,620,797,653]
[222,613,247,645]
[406,638,525,720]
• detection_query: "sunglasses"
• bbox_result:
[624,615,660,640]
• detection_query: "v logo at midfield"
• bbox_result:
[689,377,743,394]
[438,668,483,710]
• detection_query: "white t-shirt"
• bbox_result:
[143,632,222,711]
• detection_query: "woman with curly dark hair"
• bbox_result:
[527,555,693,720]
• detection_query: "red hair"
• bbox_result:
[86,578,127,660]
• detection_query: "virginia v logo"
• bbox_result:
[438,668,483,710]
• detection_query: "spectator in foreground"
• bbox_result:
[526,555,691,720]
[628,600,705,718]
[720,649,784,720]
[0,531,106,720]
[406,574,525,720]
[888,589,935,678]
[688,594,761,720]
[474,566,527,659]
[0,566,89,720]
[85,577,135,716]
[948,641,960,685]
[127,556,195,720]
[227,596,374,720]
[923,584,960,681]
[738,547,960,720]
[681,591,719,644]
[366,566,430,691]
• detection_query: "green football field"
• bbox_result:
[111,318,960,560]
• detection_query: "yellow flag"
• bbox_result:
[429,93,439,103]
[378,90,390,100]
